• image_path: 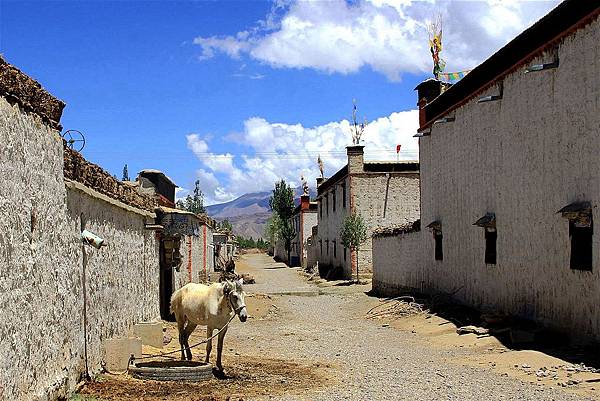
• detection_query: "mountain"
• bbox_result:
[206,187,317,239]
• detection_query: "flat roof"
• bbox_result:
[423,0,600,128]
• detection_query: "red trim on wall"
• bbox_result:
[203,225,207,279]
[187,236,192,283]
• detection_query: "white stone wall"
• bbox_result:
[372,231,425,296]
[176,225,214,288]
[383,17,600,340]
[316,177,350,275]
[0,95,160,400]
[301,211,317,268]
[352,173,420,274]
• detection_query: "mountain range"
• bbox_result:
[206,187,316,239]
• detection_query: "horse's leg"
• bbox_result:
[216,325,228,371]
[183,323,197,361]
[205,326,213,365]
[177,317,186,361]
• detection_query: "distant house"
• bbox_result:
[274,194,318,267]
[372,0,600,342]
[137,170,216,319]
[314,145,420,279]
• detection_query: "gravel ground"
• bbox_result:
[228,253,595,401]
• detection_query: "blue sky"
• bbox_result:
[0,0,559,204]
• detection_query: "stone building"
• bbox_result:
[372,0,600,341]
[274,194,318,267]
[133,170,216,319]
[0,57,160,400]
[315,145,420,279]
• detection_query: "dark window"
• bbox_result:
[333,240,337,258]
[333,189,336,212]
[570,220,593,271]
[344,247,347,261]
[326,240,329,255]
[485,229,497,265]
[434,232,443,261]
[342,184,347,208]
[319,239,322,254]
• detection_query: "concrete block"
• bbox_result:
[103,337,142,372]
[133,322,164,349]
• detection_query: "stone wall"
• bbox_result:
[352,172,420,274]
[64,146,155,211]
[404,15,600,341]
[0,59,161,400]
[372,224,425,296]
[175,227,213,289]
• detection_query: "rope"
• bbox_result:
[101,312,237,375]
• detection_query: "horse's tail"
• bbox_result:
[170,287,183,315]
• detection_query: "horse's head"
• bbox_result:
[224,279,247,322]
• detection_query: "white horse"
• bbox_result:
[170,279,247,370]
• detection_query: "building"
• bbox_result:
[0,57,161,400]
[213,230,237,268]
[315,145,420,279]
[372,0,600,341]
[274,194,318,267]
[134,170,216,319]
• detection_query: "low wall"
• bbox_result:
[372,226,425,296]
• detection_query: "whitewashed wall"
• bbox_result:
[379,17,600,341]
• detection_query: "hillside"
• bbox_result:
[206,187,316,239]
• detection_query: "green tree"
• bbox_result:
[269,179,296,264]
[340,212,368,282]
[176,180,206,215]
[122,164,130,181]
[218,219,233,232]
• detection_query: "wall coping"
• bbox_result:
[0,56,65,130]
[65,179,156,218]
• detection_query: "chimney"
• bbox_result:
[300,194,310,211]
[414,79,445,129]
[347,145,365,174]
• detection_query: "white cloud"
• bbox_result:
[187,109,419,205]
[193,0,560,81]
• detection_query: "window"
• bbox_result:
[326,239,329,255]
[333,189,336,212]
[342,183,347,208]
[558,201,593,271]
[473,213,496,266]
[434,232,443,261]
[333,240,337,258]
[485,228,497,265]
[570,220,593,271]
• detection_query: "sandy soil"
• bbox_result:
[75,253,600,401]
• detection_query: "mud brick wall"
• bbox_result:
[63,146,155,211]
[0,58,160,400]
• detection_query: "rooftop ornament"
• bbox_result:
[301,175,309,195]
[350,99,367,145]
[317,155,324,178]
[62,129,86,152]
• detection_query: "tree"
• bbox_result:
[269,179,296,264]
[218,219,233,232]
[122,164,130,181]
[176,180,206,215]
[340,212,368,282]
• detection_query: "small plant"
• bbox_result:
[340,212,368,282]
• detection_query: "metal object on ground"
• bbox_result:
[129,360,213,382]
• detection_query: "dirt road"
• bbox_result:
[79,253,599,401]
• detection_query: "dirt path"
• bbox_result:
[78,253,599,401]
